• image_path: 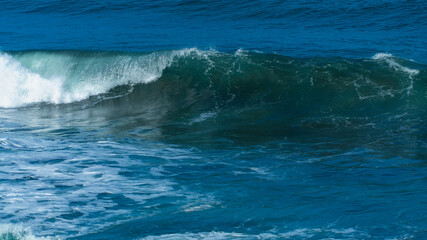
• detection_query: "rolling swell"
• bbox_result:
[1,49,425,141]
[1,50,426,239]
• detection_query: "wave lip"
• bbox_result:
[0,53,63,108]
[0,48,205,108]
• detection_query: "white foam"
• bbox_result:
[140,232,250,240]
[139,227,365,240]
[182,204,213,212]
[372,52,394,60]
[0,224,60,240]
[372,52,419,76]
[0,48,210,108]
[0,137,220,237]
[364,53,420,96]
[234,48,249,57]
[0,53,64,108]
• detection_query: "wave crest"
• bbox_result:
[0,49,423,110]
[0,48,206,108]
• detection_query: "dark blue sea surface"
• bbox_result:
[0,1,426,239]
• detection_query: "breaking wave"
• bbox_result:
[0,49,203,108]
[0,49,425,128]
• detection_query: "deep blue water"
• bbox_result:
[0,1,426,239]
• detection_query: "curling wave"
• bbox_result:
[0,48,205,108]
[0,49,425,114]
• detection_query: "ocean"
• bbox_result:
[0,1,426,239]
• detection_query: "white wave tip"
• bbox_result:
[372,52,393,60]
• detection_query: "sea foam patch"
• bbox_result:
[0,136,218,238]
[138,227,367,240]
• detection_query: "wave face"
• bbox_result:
[0,50,426,239]
[1,49,426,143]
[2,49,425,106]
[1,48,426,147]
[1,49,425,120]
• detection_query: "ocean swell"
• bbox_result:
[0,49,424,113]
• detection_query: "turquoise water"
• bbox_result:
[1,1,426,239]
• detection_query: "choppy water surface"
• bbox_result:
[0,1,426,239]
